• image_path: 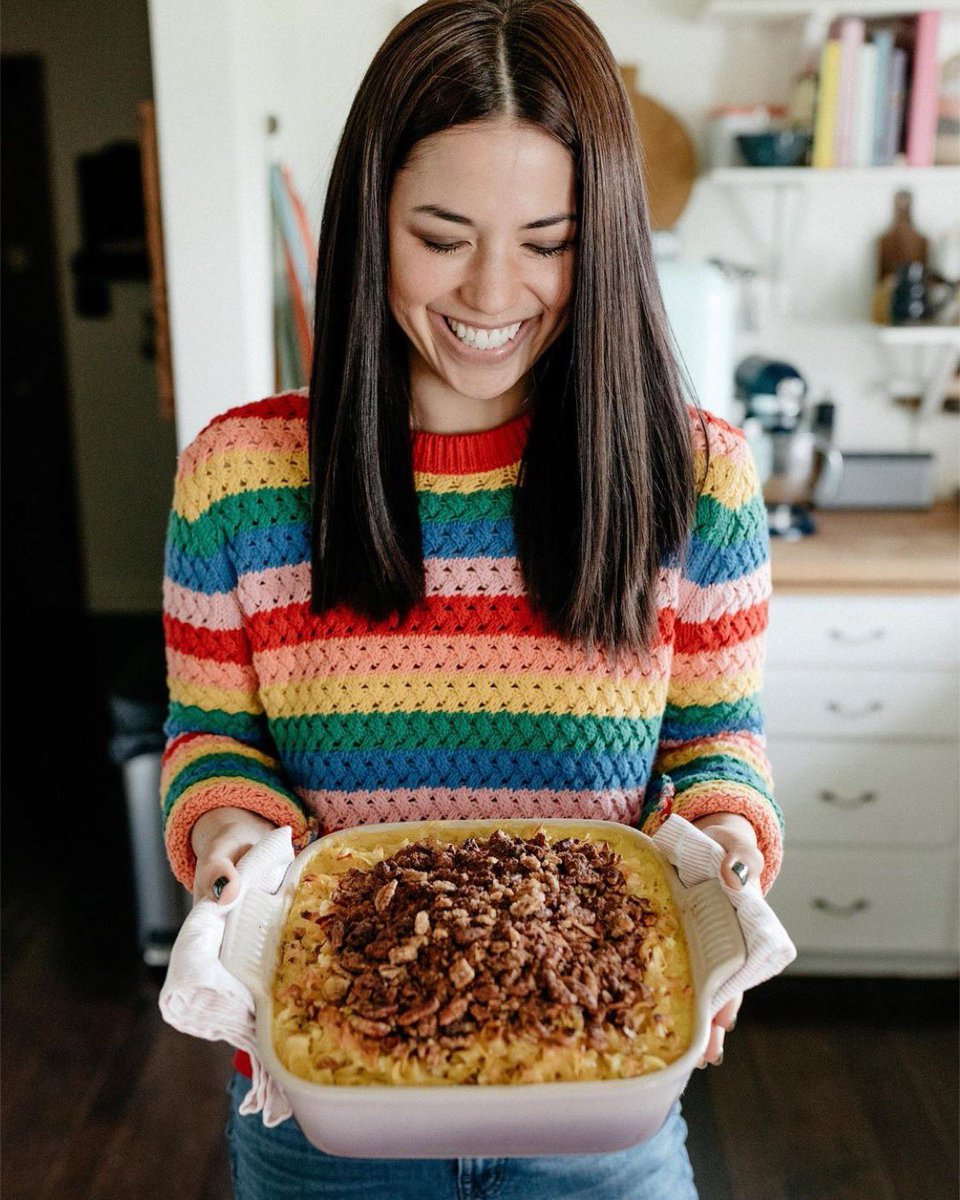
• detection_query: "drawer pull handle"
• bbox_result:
[817,789,878,810]
[828,628,886,646]
[827,701,883,718]
[812,897,870,917]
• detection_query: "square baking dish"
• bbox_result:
[220,818,746,1158]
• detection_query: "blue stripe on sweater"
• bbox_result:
[420,519,516,560]
[279,746,657,793]
[684,533,769,587]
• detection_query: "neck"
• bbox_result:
[408,354,533,434]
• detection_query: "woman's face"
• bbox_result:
[387,119,577,427]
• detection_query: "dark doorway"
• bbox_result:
[0,55,138,960]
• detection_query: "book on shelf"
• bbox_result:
[807,9,943,170]
[905,9,942,166]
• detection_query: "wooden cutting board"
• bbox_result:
[620,65,697,231]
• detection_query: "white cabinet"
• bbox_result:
[765,593,960,975]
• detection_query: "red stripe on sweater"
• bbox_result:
[243,597,676,653]
[205,392,307,429]
[674,602,767,653]
[163,614,250,662]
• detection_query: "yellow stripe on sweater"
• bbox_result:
[666,668,762,710]
[414,463,520,494]
[259,672,670,720]
[174,449,309,521]
[692,449,759,510]
[169,678,266,716]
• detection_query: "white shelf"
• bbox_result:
[707,166,960,187]
[704,1,957,18]
[874,324,960,347]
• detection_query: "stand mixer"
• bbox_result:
[734,356,844,539]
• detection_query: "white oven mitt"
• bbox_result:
[651,814,796,1012]
[158,825,296,1126]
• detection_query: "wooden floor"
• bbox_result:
[2,865,956,1200]
[1,614,956,1199]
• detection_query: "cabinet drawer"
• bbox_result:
[766,738,959,845]
[764,667,959,739]
[769,847,958,954]
[768,595,960,670]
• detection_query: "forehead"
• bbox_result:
[392,120,576,217]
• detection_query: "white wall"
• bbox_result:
[4,0,180,613]
[150,0,960,495]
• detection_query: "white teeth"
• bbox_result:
[445,316,523,349]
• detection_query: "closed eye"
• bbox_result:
[421,239,576,258]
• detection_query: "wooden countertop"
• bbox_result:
[770,501,960,594]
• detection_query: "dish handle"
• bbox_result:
[220,878,289,1002]
[680,878,748,1016]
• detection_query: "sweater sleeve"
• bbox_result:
[642,414,783,893]
[160,426,319,890]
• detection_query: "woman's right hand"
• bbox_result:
[191,807,276,906]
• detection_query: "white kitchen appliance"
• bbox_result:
[655,245,738,423]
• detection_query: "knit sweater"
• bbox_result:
[161,390,782,899]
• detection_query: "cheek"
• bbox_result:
[390,243,450,313]
[539,258,576,316]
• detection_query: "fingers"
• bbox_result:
[193,856,241,906]
[713,994,742,1032]
[719,843,765,892]
[697,1022,726,1068]
[697,994,744,1068]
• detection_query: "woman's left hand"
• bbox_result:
[690,811,764,1067]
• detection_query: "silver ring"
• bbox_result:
[730,861,750,888]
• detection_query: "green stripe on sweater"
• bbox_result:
[270,708,661,756]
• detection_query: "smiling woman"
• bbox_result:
[160,1,783,1197]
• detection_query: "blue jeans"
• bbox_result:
[225,1071,698,1199]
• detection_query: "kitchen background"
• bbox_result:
[1,1,957,1198]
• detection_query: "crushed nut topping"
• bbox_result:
[301,830,665,1063]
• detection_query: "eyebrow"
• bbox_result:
[411,204,577,230]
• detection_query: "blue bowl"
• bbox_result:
[736,131,813,168]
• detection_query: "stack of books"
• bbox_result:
[811,10,942,167]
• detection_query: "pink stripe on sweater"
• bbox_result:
[679,563,770,624]
[301,787,644,831]
[670,635,765,682]
[235,558,532,611]
[163,578,245,630]
[252,635,672,686]
[167,647,259,691]
[236,562,311,614]
[177,416,305,478]
[425,556,525,596]
[690,410,753,462]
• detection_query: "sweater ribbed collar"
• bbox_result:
[412,410,532,475]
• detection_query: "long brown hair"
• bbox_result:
[308,0,705,656]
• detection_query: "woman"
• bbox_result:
[161,1,782,1196]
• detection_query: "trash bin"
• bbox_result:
[107,641,189,966]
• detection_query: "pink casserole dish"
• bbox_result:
[219,818,747,1159]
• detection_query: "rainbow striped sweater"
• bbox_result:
[162,391,782,894]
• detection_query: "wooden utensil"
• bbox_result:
[620,64,698,231]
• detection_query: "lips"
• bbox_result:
[429,308,537,364]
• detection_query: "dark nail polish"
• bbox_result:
[730,860,750,888]
[212,876,229,900]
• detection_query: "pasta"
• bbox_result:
[271,822,693,1086]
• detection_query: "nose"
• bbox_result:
[458,245,521,319]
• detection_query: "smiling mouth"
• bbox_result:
[442,315,527,350]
